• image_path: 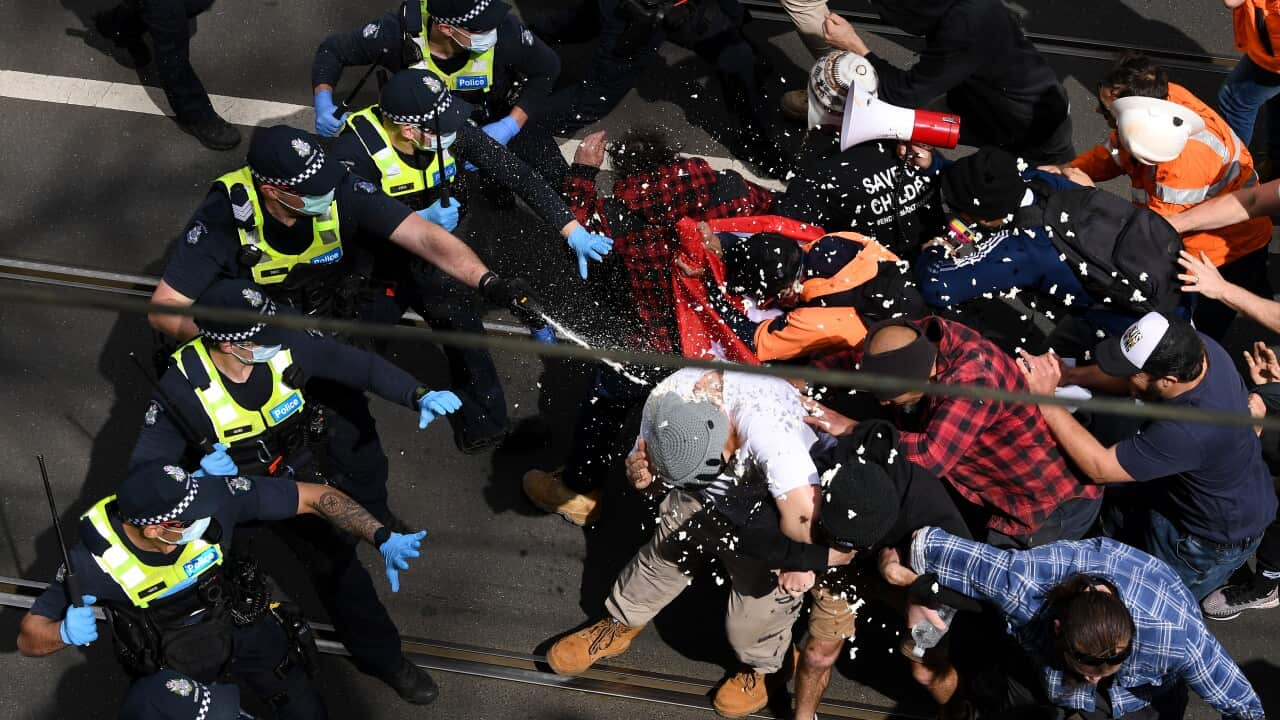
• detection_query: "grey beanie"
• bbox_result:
[641,392,731,489]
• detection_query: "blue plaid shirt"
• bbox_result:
[910,528,1264,720]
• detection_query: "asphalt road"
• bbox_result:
[0,0,1277,718]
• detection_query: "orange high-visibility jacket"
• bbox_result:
[1068,83,1270,266]
[1235,0,1280,73]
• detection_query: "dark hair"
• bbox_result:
[722,232,804,299]
[607,126,682,177]
[1100,53,1169,100]
[1046,574,1135,661]
[1145,320,1205,382]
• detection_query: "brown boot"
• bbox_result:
[546,618,644,675]
[712,670,768,718]
[523,467,602,526]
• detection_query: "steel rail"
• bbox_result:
[0,576,923,719]
[740,0,1237,74]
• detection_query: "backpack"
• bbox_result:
[1022,181,1184,315]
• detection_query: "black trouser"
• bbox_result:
[306,379,393,522]
[562,365,658,495]
[1193,246,1271,340]
[543,0,768,137]
[228,612,328,719]
[269,515,404,679]
[115,0,218,123]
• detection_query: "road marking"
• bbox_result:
[0,68,783,189]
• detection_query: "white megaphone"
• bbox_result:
[840,84,962,151]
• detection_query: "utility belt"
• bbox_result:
[267,264,392,352]
[226,404,327,478]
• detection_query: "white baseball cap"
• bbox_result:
[1095,311,1202,377]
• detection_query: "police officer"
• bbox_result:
[119,669,248,720]
[131,279,459,703]
[331,68,612,451]
[17,459,427,719]
[312,0,566,184]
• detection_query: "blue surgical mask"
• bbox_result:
[467,28,498,52]
[414,129,457,151]
[232,343,282,365]
[284,189,335,217]
[165,517,211,545]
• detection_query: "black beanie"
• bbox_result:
[941,147,1027,220]
[820,459,900,550]
[722,232,804,300]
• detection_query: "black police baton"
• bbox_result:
[38,454,83,608]
[433,114,452,208]
[333,54,386,119]
[128,352,216,455]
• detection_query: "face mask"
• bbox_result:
[163,517,211,545]
[232,343,282,365]
[282,189,335,217]
[413,129,456,151]
[466,28,498,52]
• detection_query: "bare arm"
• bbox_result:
[296,482,384,545]
[388,213,489,288]
[1169,181,1276,234]
[148,281,200,341]
[1038,405,1134,484]
[775,485,821,544]
[1179,250,1280,333]
[17,613,68,657]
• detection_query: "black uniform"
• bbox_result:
[129,329,421,679]
[30,479,325,720]
[313,13,566,183]
[777,136,945,259]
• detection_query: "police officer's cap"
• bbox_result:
[246,125,345,196]
[118,461,238,526]
[380,69,474,135]
[119,669,242,720]
[194,279,290,347]
[429,0,511,31]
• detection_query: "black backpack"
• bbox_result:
[1021,182,1184,315]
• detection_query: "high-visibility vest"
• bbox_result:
[409,0,497,93]
[1234,0,1280,74]
[82,496,223,609]
[172,339,305,446]
[214,167,344,285]
[344,106,457,201]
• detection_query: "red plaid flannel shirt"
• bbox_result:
[563,158,775,353]
[896,317,1102,537]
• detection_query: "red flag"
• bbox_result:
[672,216,826,364]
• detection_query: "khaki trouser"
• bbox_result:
[605,490,804,674]
[781,0,831,58]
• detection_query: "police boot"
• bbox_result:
[181,113,242,151]
[92,5,151,67]
[379,657,439,705]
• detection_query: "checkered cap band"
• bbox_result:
[249,147,330,188]
[432,0,494,26]
[194,685,210,720]
[201,297,278,342]
[124,469,200,526]
[383,91,453,125]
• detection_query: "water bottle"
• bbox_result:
[530,324,557,344]
[909,604,957,658]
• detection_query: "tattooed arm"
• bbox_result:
[295,482,383,544]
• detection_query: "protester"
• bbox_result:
[1018,312,1277,600]
[1220,0,1280,180]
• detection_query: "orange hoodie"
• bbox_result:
[1068,83,1270,266]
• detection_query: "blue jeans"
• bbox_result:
[1145,509,1262,601]
[1218,54,1280,158]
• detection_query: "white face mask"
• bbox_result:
[231,343,282,365]
[412,128,456,152]
[466,27,498,52]
[162,517,211,545]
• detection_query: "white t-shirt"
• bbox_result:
[637,368,820,498]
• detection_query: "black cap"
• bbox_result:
[117,461,237,526]
[819,459,900,550]
[119,669,242,720]
[722,232,804,300]
[379,69,474,135]
[429,0,511,31]
[246,125,345,196]
[194,279,289,347]
[940,147,1027,221]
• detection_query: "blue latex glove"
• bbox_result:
[417,390,462,429]
[199,442,237,477]
[59,595,98,646]
[481,116,521,147]
[566,225,615,280]
[530,324,557,344]
[314,90,347,137]
[416,198,460,232]
[379,531,426,592]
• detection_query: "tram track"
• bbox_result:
[0,575,922,719]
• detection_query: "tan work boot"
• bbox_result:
[781,89,808,122]
[546,618,645,675]
[713,670,768,718]
[523,467,602,526]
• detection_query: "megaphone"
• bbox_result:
[840,85,961,151]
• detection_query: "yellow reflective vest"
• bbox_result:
[411,0,496,93]
[172,339,305,446]
[344,106,457,199]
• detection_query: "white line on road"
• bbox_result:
[0,68,783,189]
